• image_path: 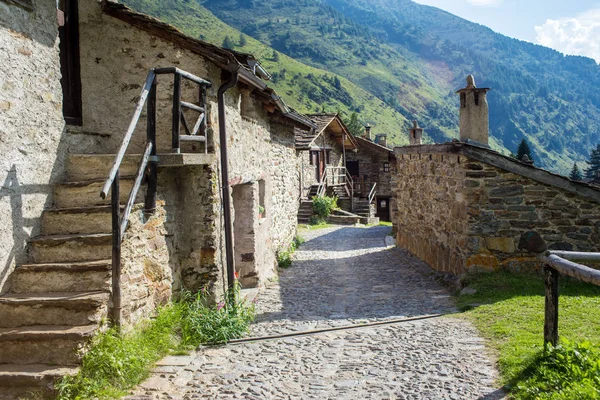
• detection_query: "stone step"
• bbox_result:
[0,291,109,328]
[11,260,111,293]
[42,205,118,235]
[28,233,112,264]
[0,325,97,365]
[67,154,139,181]
[54,177,140,208]
[0,364,78,399]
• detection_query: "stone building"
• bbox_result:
[346,127,397,222]
[393,76,600,275]
[0,0,315,395]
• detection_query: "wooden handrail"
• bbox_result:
[100,70,156,199]
[541,251,600,346]
[368,182,377,204]
[99,67,211,327]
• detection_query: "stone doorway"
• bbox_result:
[232,183,258,287]
[58,0,82,126]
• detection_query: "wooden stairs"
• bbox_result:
[0,154,139,399]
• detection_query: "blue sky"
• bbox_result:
[412,0,600,62]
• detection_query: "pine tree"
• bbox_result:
[516,138,533,162]
[569,162,583,181]
[585,144,600,179]
[222,36,235,49]
[345,112,363,136]
[239,33,247,47]
[272,51,280,62]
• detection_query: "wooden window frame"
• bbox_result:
[383,162,390,172]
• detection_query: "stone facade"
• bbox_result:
[298,128,344,199]
[394,144,600,275]
[0,0,66,293]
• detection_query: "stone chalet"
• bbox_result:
[393,76,600,276]
[1,0,319,395]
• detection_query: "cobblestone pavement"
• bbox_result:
[128,226,504,400]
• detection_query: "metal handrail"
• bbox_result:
[316,168,328,197]
[99,67,211,327]
[368,182,377,204]
[345,170,354,212]
[541,251,600,346]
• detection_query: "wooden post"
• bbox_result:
[544,265,559,347]
[172,73,182,153]
[145,77,158,217]
[111,171,122,328]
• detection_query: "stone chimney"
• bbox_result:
[375,134,387,147]
[408,120,423,145]
[456,75,490,146]
[364,124,372,140]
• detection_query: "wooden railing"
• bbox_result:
[99,67,211,327]
[368,182,377,205]
[541,250,600,346]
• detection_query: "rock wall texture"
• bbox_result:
[0,0,66,292]
[394,145,600,275]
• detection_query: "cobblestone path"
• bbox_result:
[129,226,504,400]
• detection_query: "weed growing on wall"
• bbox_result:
[179,279,255,345]
[277,235,305,268]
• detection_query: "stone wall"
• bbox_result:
[0,0,66,293]
[73,0,221,154]
[463,161,600,271]
[394,144,600,275]
[120,202,171,325]
[298,129,344,199]
[395,152,468,274]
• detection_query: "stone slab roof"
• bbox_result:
[394,142,600,202]
[296,113,358,151]
[355,136,395,156]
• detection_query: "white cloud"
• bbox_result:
[535,8,600,63]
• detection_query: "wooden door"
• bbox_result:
[376,197,390,222]
[59,0,82,125]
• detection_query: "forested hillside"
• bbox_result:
[122,0,600,174]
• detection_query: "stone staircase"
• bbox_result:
[353,198,372,218]
[0,154,138,399]
[298,200,313,224]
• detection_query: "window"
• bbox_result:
[383,162,390,172]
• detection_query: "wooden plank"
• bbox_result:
[544,254,600,286]
[172,73,182,153]
[101,70,155,199]
[181,101,205,113]
[191,113,205,137]
[157,153,215,167]
[111,170,122,328]
[547,251,600,263]
[155,67,211,86]
[544,266,559,346]
[179,135,206,142]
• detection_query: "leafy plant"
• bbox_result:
[276,235,304,268]
[515,340,600,399]
[312,195,338,220]
[56,305,181,399]
[179,280,255,345]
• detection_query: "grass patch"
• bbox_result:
[378,221,393,227]
[457,270,600,398]
[298,222,333,230]
[277,235,304,268]
[57,282,255,399]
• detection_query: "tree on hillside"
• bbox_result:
[222,36,235,49]
[345,112,363,136]
[239,33,247,47]
[516,138,533,162]
[272,51,280,62]
[569,162,583,181]
[585,144,600,179]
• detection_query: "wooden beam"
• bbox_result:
[543,254,600,286]
[544,266,559,346]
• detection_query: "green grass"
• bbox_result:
[457,271,600,398]
[298,222,334,230]
[276,235,305,268]
[378,221,393,227]
[57,284,255,399]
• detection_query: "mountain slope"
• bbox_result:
[120,0,411,144]
[200,0,600,174]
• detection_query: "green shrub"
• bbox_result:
[180,281,255,345]
[515,340,600,399]
[312,195,338,219]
